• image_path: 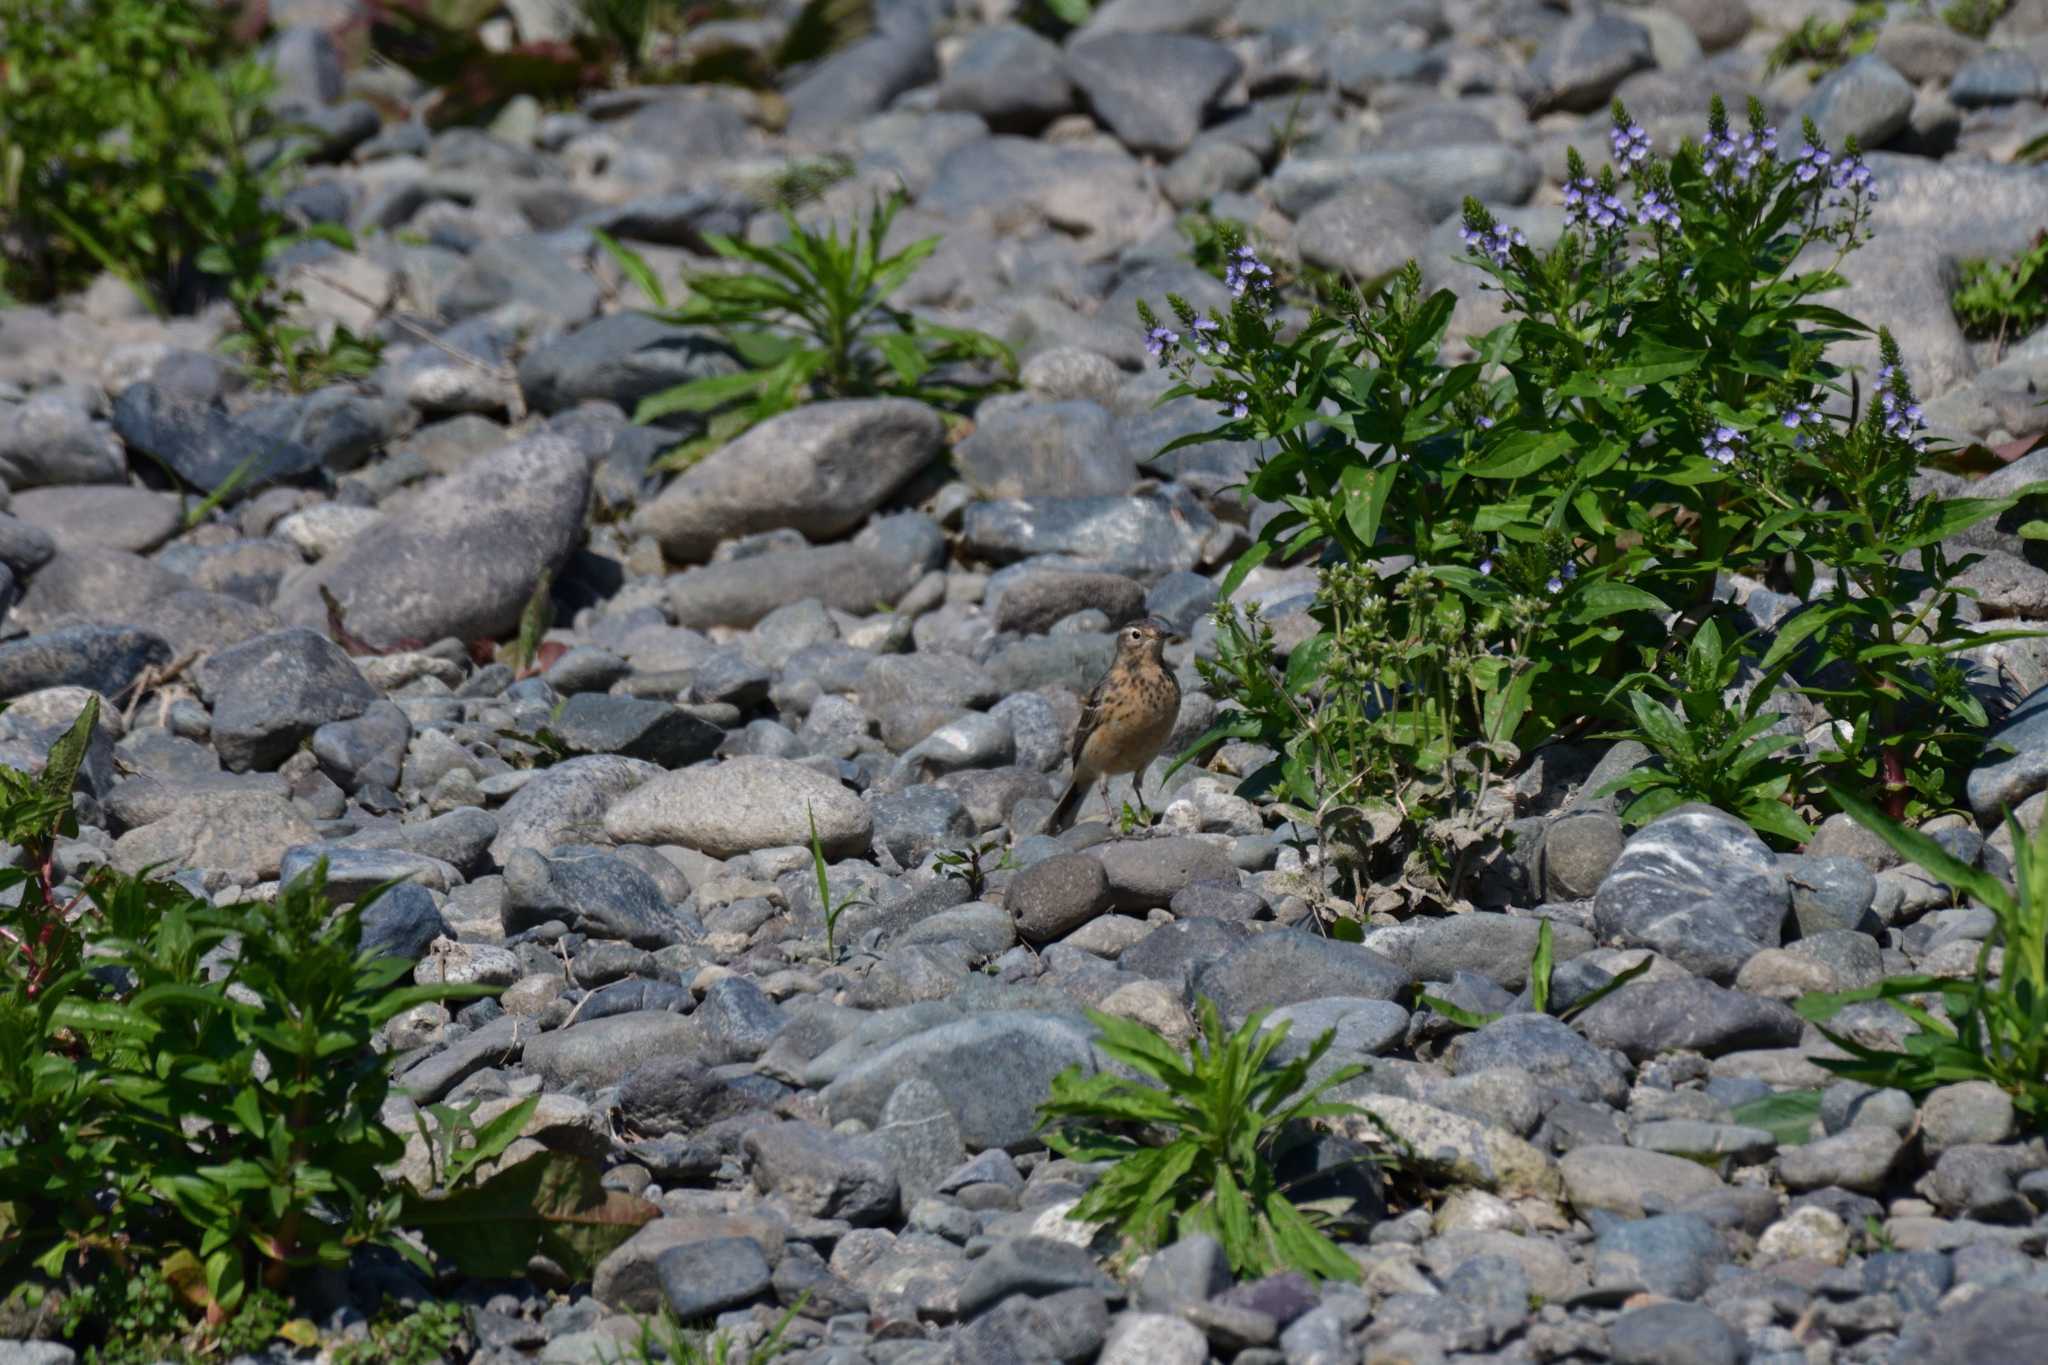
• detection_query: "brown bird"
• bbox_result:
[1048,618,1182,834]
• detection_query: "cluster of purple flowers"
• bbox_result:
[1224,245,1273,297]
[1780,398,1819,430]
[1791,141,1834,185]
[1701,124,1777,181]
[1876,365,1926,449]
[1459,220,1526,267]
[1563,177,1627,233]
[1229,390,1248,420]
[1190,315,1228,358]
[1546,562,1579,596]
[1636,188,1681,231]
[1145,324,1177,360]
[1700,425,1745,465]
[1610,121,1652,174]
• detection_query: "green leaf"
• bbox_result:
[1417,994,1500,1031]
[1338,462,1397,551]
[38,694,98,807]
[1566,582,1669,622]
[1464,429,1574,479]
[1728,1090,1823,1147]
[591,228,665,309]
[1557,956,1653,1021]
[1822,783,2016,918]
[1527,920,1554,1016]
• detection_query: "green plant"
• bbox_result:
[601,1291,809,1365]
[1598,618,1814,845]
[0,699,495,1344]
[329,1298,467,1365]
[599,191,1015,468]
[1951,230,2048,358]
[505,568,558,677]
[1148,98,2035,860]
[932,833,1013,899]
[1941,0,2013,39]
[1764,3,1886,77]
[1797,785,2048,1126]
[1038,998,1371,1281]
[808,805,869,963]
[50,1273,296,1365]
[1418,920,1650,1030]
[0,0,243,304]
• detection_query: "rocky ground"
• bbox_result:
[7,0,2048,1363]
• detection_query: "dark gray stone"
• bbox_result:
[961,492,1216,579]
[1007,851,1114,945]
[1121,917,1251,987]
[440,233,601,325]
[196,627,377,773]
[697,975,786,1062]
[1574,976,1802,1063]
[357,881,449,962]
[656,1236,772,1320]
[784,29,937,136]
[311,700,410,794]
[0,625,169,699]
[112,383,321,498]
[873,785,976,866]
[620,1056,785,1136]
[1781,854,1879,935]
[1405,912,1595,991]
[1542,812,1626,901]
[665,514,946,629]
[957,1236,1115,1318]
[1950,50,2043,107]
[0,392,126,489]
[1592,1213,1726,1299]
[956,1286,1108,1364]
[1449,1012,1628,1106]
[501,847,687,948]
[1798,55,1914,148]
[546,692,723,767]
[1094,837,1240,913]
[1607,1300,1739,1365]
[1529,11,1655,113]
[934,24,1074,132]
[582,190,753,249]
[955,400,1137,500]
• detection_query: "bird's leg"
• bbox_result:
[1134,772,1154,826]
[1098,778,1114,824]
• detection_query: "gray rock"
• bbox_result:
[0,392,125,488]
[1798,55,1915,149]
[955,400,1137,500]
[279,845,458,900]
[581,189,753,250]
[666,513,945,629]
[656,1236,772,1320]
[502,847,686,947]
[698,975,786,1062]
[490,754,659,863]
[0,625,169,700]
[743,1120,897,1224]
[1449,1013,1628,1105]
[958,1237,1115,1318]
[112,383,321,498]
[1099,1313,1208,1365]
[1575,976,1802,1062]
[1560,1146,1727,1219]
[275,434,592,649]
[1894,1284,2046,1364]
[1863,1249,1954,1315]
[637,399,944,563]
[1542,812,1626,901]
[1008,851,1114,944]
[546,692,723,768]
[1781,854,1879,935]
[1591,1212,1726,1299]
[1065,32,1241,157]
[1920,1080,2017,1155]
[1967,681,2048,819]
[1775,1127,1904,1194]
[935,24,1074,132]
[0,512,57,577]
[517,313,736,416]
[1120,917,1251,987]
[196,627,376,773]
[1950,50,2042,108]
[1189,928,1411,1027]
[1529,10,1655,113]
[111,790,316,884]
[992,571,1147,636]
[822,1010,1101,1151]
[619,1058,784,1136]
[1662,0,1749,51]
[961,492,1216,579]
[784,29,937,137]
[10,485,181,555]
[873,785,977,866]
[1295,183,1436,284]
[957,1286,1108,1363]
[141,589,282,658]
[1093,837,1239,913]
[863,651,1003,750]
[1606,1300,1739,1365]
[1267,144,1542,223]
[311,699,411,794]
[440,233,600,325]
[341,806,498,877]
[604,754,871,859]
[357,881,450,962]
[1167,880,1264,924]
[1136,1233,1231,1309]
[1405,912,1595,991]
[1594,808,1790,981]
[522,1010,701,1090]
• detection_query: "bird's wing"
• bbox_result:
[1069,667,1113,767]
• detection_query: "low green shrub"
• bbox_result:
[1148,98,2037,898]
[0,698,494,1348]
[1038,998,1374,1281]
[600,190,1015,468]
[1951,230,2048,357]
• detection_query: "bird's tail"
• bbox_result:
[1047,780,1085,834]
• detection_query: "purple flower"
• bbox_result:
[1223,244,1274,298]
[1637,189,1681,231]
[1611,121,1652,173]
[1479,556,1495,576]
[1145,325,1178,360]
[1701,424,1745,465]
[1475,415,1495,430]
[1191,315,1222,356]
[1230,391,1248,420]
[1461,221,1526,267]
[1794,141,1832,185]
[1546,574,1565,595]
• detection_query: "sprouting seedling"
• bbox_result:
[809,804,868,963]
[1418,920,1652,1030]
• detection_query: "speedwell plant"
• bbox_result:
[1154,96,2037,880]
